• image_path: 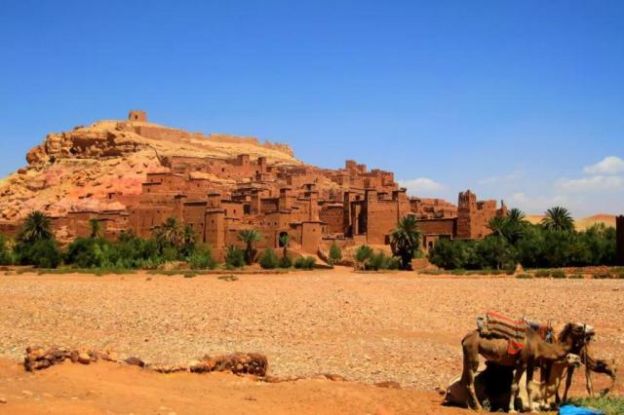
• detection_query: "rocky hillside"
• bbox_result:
[0,116,299,223]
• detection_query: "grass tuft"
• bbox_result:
[567,396,624,415]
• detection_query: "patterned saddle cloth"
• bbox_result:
[476,310,551,342]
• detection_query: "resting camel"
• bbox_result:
[461,327,576,413]
[444,354,581,412]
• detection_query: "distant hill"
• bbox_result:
[526,214,616,231]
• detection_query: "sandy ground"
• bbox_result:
[0,269,622,413]
[0,359,464,415]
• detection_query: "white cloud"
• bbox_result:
[478,170,523,185]
[508,192,568,213]
[583,156,624,175]
[399,177,444,195]
[556,175,624,192]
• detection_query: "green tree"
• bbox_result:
[487,216,507,238]
[541,206,575,232]
[180,225,197,257]
[66,237,112,268]
[89,219,102,239]
[17,211,53,244]
[238,229,262,265]
[389,215,421,270]
[0,235,13,265]
[278,233,290,260]
[19,239,61,268]
[153,217,182,254]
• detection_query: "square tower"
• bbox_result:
[128,110,147,122]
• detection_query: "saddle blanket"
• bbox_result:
[477,310,550,341]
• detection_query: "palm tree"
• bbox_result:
[238,229,262,265]
[389,215,421,270]
[278,233,290,259]
[181,224,196,257]
[89,219,102,239]
[153,217,182,250]
[505,208,529,244]
[18,211,53,243]
[487,216,507,238]
[507,208,526,224]
[542,206,575,232]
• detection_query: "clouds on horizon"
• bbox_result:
[398,177,445,196]
[401,155,623,216]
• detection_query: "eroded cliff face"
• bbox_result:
[0,118,298,222]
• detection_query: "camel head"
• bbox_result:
[564,353,582,368]
[557,322,595,352]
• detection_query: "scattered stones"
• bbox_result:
[374,381,401,389]
[124,357,145,368]
[189,353,268,377]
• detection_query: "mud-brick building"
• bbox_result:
[14,110,509,260]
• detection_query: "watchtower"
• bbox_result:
[128,110,147,122]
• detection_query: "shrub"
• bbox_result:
[188,246,217,270]
[570,274,583,279]
[17,239,62,268]
[328,242,342,265]
[568,396,624,415]
[161,246,179,262]
[516,273,534,279]
[278,255,292,269]
[365,251,399,271]
[259,248,279,269]
[294,256,316,270]
[0,235,13,265]
[65,237,112,268]
[225,246,245,269]
[551,269,566,279]
[535,270,551,278]
[354,245,373,269]
[594,272,612,279]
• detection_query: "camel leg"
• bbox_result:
[562,367,574,402]
[509,366,524,414]
[460,341,482,411]
[586,368,594,397]
[526,361,539,414]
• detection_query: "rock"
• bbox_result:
[374,381,401,389]
[0,396,7,404]
[77,352,91,365]
[124,357,145,368]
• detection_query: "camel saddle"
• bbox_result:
[476,311,550,342]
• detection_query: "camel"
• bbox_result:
[444,354,581,412]
[461,327,576,413]
[553,322,617,402]
[559,349,617,403]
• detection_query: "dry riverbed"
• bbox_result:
[0,269,622,413]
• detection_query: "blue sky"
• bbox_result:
[1,1,623,216]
